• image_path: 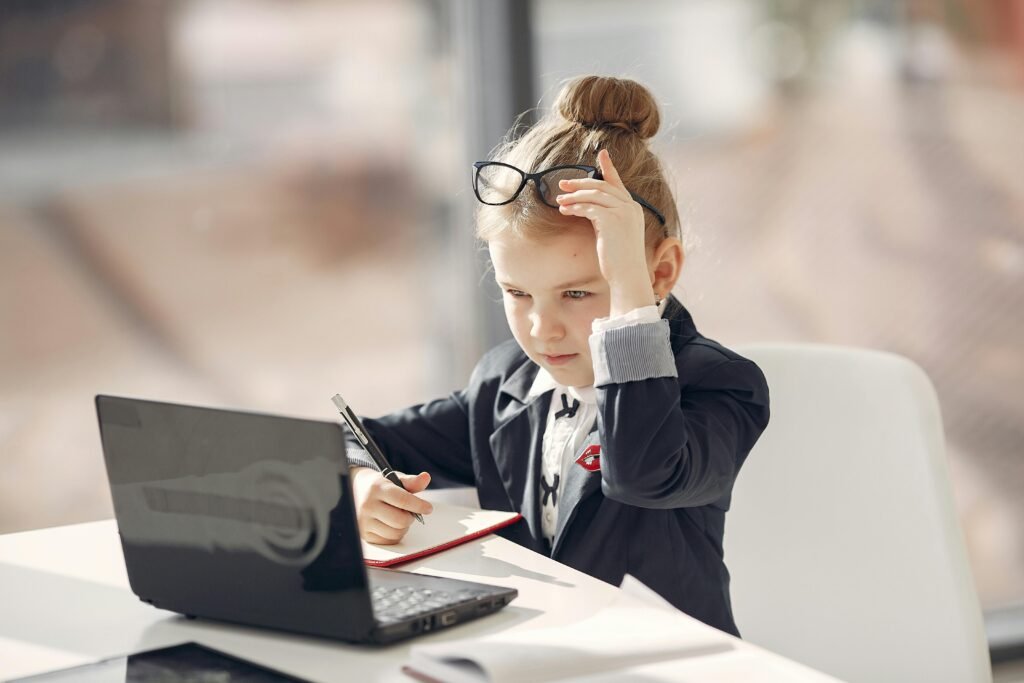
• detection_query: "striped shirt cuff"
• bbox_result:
[346,448,380,471]
[591,304,661,333]
[589,320,677,386]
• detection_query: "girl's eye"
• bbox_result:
[564,290,590,300]
[505,289,529,298]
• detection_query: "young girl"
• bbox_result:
[346,75,769,637]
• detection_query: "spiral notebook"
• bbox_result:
[361,502,522,567]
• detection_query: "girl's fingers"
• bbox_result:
[555,189,620,209]
[370,500,415,531]
[364,530,394,545]
[397,471,432,494]
[596,149,627,190]
[558,203,598,219]
[379,480,433,515]
[365,517,406,543]
[558,177,630,200]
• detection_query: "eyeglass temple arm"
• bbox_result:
[629,193,667,226]
[591,169,666,226]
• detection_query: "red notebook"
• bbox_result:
[361,503,523,568]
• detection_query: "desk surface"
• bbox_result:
[0,505,839,682]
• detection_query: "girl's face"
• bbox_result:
[489,226,611,387]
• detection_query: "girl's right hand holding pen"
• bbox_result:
[350,467,433,545]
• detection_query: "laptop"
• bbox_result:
[95,395,517,645]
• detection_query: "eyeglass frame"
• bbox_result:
[472,161,667,227]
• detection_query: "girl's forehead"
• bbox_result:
[488,228,601,284]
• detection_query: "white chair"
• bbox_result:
[726,343,991,683]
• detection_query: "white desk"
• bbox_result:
[0,510,840,682]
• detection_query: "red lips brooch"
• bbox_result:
[575,444,601,472]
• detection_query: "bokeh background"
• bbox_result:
[1,0,1022,669]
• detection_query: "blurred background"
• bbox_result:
[1,0,1022,671]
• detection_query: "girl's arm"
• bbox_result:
[344,390,476,489]
[346,392,475,545]
[558,149,767,508]
[591,320,770,509]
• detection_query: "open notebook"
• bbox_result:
[402,579,734,683]
[361,502,522,568]
[401,576,841,683]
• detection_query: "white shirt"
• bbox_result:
[527,375,598,544]
[527,301,665,546]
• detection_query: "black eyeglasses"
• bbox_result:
[472,161,667,226]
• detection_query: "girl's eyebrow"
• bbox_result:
[496,277,601,291]
[552,277,601,290]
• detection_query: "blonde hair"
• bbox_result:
[475,75,680,246]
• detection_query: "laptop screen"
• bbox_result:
[96,396,376,641]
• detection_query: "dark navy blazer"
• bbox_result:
[348,296,769,636]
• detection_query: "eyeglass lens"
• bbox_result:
[535,168,593,207]
[475,164,523,205]
[475,165,595,207]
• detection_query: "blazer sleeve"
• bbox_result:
[589,320,770,509]
[344,390,476,489]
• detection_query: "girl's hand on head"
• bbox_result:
[350,466,433,545]
[556,149,654,315]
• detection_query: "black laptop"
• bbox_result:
[95,395,517,645]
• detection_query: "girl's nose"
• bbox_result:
[530,310,564,341]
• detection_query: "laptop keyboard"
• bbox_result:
[371,585,491,625]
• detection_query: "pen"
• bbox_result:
[331,393,425,525]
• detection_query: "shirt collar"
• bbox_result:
[526,369,597,405]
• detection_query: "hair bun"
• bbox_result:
[555,75,660,140]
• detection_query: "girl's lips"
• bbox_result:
[542,353,577,365]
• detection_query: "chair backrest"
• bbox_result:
[726,343,991,683]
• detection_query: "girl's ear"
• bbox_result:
[648,237,685,299]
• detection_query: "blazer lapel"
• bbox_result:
[551,429,603,557]
[488,358,550,550]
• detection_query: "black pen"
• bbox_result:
[331,393,425,525]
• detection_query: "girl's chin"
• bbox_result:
[544,364,594,387]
